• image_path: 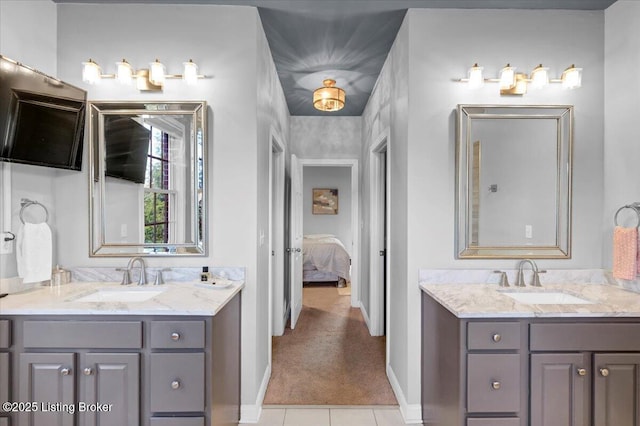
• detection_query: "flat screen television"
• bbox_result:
[0,55,86,170]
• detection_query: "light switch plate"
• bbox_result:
[0,238,13,255]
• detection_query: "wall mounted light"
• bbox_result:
[458,63,582,95]
[81,58,206,91]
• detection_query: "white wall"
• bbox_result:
[0,0,59,279]
[361,13,411,419]
[604,1,640,283]
[303,166,352,252]
[253,9,290,420]
[362,8,604,421]
[290,116,361,159]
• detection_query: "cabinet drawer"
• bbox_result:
[150,321,205,349]
[467,354,521,413]
[0,320,9,348]
[468,322,520,350]
[468,418,519,426]
[150,353,205,413]
[23,321,142,348]
[530,323,640,351]
[150,417,204,426]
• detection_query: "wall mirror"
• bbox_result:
[89,101,206,256]
[456,105,573,259]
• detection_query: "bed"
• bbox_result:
[302,234,351,287]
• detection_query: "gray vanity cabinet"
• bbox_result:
[0,320,11,425]
[421,291,640,426]
[1,290,241,426]
[593,353,640,426]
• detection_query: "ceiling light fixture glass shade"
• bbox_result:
[530,64,549,89]
[82,59,102,84]
[116,59,133,85]
[467,63,484,89]
[313,79,345,112]
[561,64,582,89]
[149,59,166,86]
[183,59,198,85]
[499,64,516,90]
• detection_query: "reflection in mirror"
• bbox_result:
[89,101,206,256]
[456,105,573,259]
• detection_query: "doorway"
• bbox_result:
[369,131,390,342]
[289,158,359,325]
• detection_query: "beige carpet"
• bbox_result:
[264,284,397,405]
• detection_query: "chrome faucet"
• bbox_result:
[127,257,147,285]
[515,259,544,287]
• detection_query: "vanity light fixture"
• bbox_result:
[313,79,346,112]
[458,63,583,95]
[81,58,206,91]
[467,63,484,89]
[499,64,516,90]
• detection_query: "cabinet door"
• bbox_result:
[593,353,640,426]
[0,353,9,411]
[79,353,140,426]
[530,353,590,426]
[19,353,75,426]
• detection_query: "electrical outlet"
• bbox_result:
[525,225,533,239]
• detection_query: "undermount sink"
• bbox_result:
[500,291,593,305]
[75,287,166,303]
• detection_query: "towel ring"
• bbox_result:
[19,198,49,224]
[614,204,640,228]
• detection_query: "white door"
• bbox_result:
[289,154,303,329]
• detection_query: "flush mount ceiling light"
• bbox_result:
[81,58,206,91]
[313,79,345,112]
[458,63,582,95]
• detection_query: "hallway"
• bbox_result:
[264,284,396,405]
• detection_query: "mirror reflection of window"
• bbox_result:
[144,127,171,244]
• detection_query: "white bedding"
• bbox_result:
[302,234,351,281]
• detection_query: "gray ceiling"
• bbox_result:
[55,0,618,116]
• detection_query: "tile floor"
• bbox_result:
[239,406,409,426]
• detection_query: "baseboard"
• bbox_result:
[386,364,423,424]
[359,301,372,332]
[283,302,290,330]
[239,364,272,423]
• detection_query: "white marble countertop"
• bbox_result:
[0,280,244,316]
[419,281,640,319]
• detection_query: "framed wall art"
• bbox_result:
[312,188,338,215]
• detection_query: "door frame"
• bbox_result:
[269,127,286,341]
[296,158,360,308]
[369,129,390,338]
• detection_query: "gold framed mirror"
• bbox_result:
[88,101,207,256]
[456,104,573,259]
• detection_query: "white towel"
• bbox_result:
[16,223,52,284]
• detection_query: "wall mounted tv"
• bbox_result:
[0,55,87,171]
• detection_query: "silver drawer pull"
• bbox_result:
[491,381,501,390]
[171,332,181,341]
[492,333,502,343]
[60,368,71,376]
[83,368,94,376]
[577,368,587,376]
[171,380,181,390]
[600,368,609,377]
